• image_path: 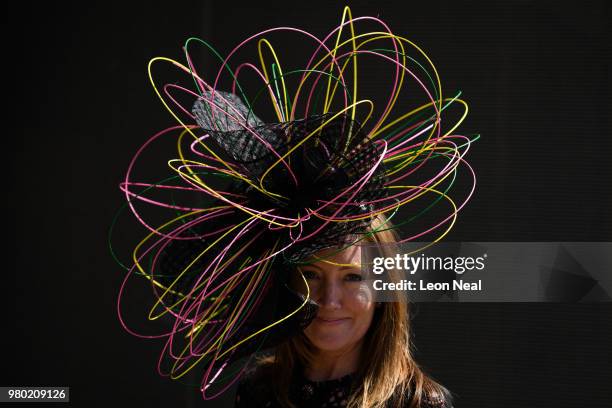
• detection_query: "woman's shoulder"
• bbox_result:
[238,360,275,388]
[393,380,453,408]
[235,360,277,407]
[415,386,453,408]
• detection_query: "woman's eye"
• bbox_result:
[346,273,363,282]
[301,270,319,280]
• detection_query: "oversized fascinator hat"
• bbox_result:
[111,6,477,400]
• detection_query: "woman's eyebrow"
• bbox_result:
[302,264,362,270]
[339,264,362,270]
[301,264,323,270]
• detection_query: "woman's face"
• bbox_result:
[290,244,376,353]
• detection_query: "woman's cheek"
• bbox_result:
[351,284,374,307]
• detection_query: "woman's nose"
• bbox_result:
[317,280,342,309]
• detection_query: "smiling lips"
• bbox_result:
[316,317,350,325]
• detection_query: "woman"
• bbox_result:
[116,7,474,405]
[234,214,453,408]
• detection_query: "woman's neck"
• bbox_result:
[304,340,363,381]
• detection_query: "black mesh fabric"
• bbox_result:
[234,360,454,407]
[192,90,388,263]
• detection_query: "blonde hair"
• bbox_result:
[255,213,450,407]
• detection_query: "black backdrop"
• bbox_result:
[3,1,611,407]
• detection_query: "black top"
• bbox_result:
[234,364,453,408]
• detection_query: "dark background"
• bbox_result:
[3,1,611,407]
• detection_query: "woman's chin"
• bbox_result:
[306,332,352,351]
[311,340,350,352]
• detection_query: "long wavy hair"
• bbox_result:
[255,213,450,408]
